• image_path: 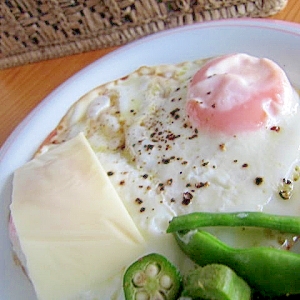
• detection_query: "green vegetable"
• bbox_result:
[174,230,300,297]
[167,211,300,234]
[123,253,182,300]
[181,264,251,300]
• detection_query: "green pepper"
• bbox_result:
[167,211,300,234]
[174,230,300,297]
[123,253,182,300]
[181,264,251,300]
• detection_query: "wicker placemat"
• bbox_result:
[0,0,288,69]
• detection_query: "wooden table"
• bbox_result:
[1,0,300,148]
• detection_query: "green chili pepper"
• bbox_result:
[181,264,251,300]
[174,230,300,297]
[167,211,300,234]
[123,253,182,300]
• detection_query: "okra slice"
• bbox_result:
[182,264,251,300]
[123,253,182,300]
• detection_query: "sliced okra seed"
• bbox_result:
[159,274,172,289]
[135,290,149,300]
[153,291,165,300]
[133,271,147,287]
[145,263,160,277]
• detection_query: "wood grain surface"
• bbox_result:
[1,0,299,148]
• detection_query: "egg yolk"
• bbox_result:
[186,53,294,134]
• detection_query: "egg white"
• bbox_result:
[40,58,300,299]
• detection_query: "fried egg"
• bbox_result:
[10,53,300,299]
[49,53,300,225]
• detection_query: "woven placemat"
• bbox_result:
[0,0,288,69]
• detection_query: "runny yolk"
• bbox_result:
[186,53,294,135]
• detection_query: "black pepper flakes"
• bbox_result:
[182,192,193,205]
[242,163,249,168]
[255,177,264,185]
[144,144,154,151]
[107,171,114,176]
[270,126,281,132]
[140,207,146,213]
[219,143,226,151]
[135,198,143,204]
[170,108,180,115]
[142,174,149,179]
[195,181,210,188]
[167,179,173,185]
[279,178,293,200]
[188,134,198,140]
[170,108,180,119]
[166,133,180,140]
[158,183,165,191]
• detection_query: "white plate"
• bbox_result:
[1,18,300,299]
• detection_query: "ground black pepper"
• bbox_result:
[195,182,210,188]
[255,177,264,185]
[182,192,193,205]
[270,126,281,132]
[135,198,143,204]
[167,179,173,185]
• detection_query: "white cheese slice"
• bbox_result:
[10,133,145,300]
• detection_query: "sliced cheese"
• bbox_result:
[10,133,145,300]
